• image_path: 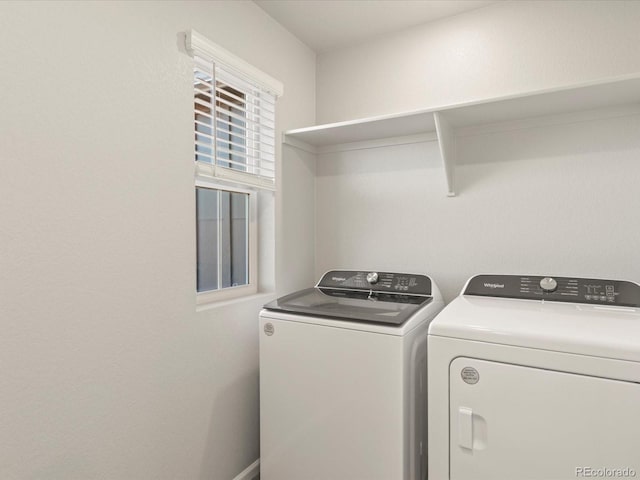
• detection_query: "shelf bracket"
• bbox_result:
[434,111,456,197]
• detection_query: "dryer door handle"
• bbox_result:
[458,407,474,450]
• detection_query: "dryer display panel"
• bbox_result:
[464,274,640,307]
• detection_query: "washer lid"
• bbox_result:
[429,294,640,362]
[263,287,433,326]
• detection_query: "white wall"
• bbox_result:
[279,145,317,294]
[0,1,315,479]
[316,113,640,301]
[317,0,640,124]
[313,0,640,301]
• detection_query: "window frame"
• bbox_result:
[195,177,258,305]
[187,29,282,305]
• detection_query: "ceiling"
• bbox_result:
[254,0,498,53]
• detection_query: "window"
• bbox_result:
[187,30,283,303]
[190,30,280,189]
[196,181,256,301]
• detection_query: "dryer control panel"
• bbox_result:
[317,270,432,295]
[464,274,640,308]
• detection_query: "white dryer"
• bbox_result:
[260,270,444,480]
[428,274,640,480]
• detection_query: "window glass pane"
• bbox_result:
[194,73,213,164]
[220,191,249,288]
[196,187,249,294]
[216,83,247,171]
[196,188,219,292]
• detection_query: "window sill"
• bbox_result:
[195,291,276,313]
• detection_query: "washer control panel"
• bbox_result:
[464,274,640,307]
[318,270,432,295]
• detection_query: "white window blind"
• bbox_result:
[187,30,283,191]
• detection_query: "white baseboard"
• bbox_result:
[233,459,260,480]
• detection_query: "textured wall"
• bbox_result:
[0,1,315,478]
[315,114,640,302]
[316,0,640,124]
[313,0,640,301]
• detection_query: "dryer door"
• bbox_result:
[449,357,640,480]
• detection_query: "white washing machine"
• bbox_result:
[428,274,640,480]
[260,270,444,480]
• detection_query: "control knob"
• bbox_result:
[540,277,558,293]
[366,272,379,285]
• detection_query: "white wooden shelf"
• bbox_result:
[283,73,640,196]
[284,110,437,147]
